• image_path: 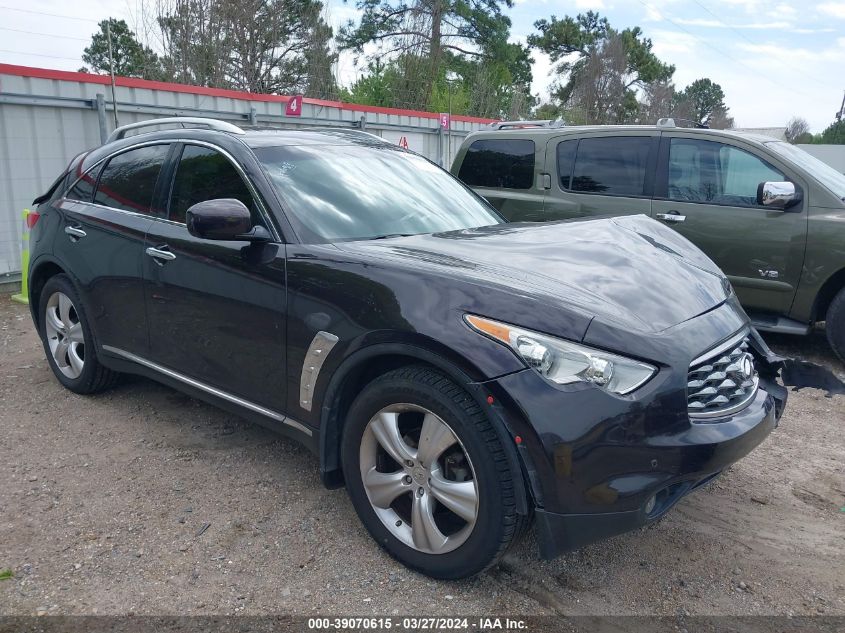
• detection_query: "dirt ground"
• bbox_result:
[1,297,843,618]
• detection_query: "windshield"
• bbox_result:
[254,143,503,242]
[766,141,845,202]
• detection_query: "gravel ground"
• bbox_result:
[1,297,843,617]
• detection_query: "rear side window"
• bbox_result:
[94,145,170,215]
[168,145,255,225]
[556,139,578,190]
[571,137,652,196]
[66,169,98,203]
[458,139,535,190]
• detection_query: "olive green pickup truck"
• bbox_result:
[451,119,845,361]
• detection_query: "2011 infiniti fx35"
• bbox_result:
[26,118,786,579]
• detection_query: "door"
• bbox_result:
[543,133,658,220]
[142,143,287,413]
[652,135,807,315]
[55,143,171,354]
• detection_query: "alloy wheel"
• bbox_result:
[359,403,479,554]
[44,291,85,379]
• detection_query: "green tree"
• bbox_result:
[815,120,845,144]
[528,11,674,124]
[339,0,525,112]
[156,0,335,94]
[785,117,812,144]
[81,18,163,79]
[674,78,731,127]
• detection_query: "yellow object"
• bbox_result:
[10,209,31,305]
[465,314,513,344]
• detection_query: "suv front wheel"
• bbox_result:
[341,365,528,579]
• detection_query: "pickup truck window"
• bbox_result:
[556,139,578,190]
[668,138,784,207]
[571,136,652,196]
[457,139,535,190]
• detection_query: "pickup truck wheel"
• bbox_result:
[341,365,528,579]
[38,274,119,394]
[826,287,845,364]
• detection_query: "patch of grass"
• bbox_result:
[0,569,13,581]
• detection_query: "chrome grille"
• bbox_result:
[688,334,758,419]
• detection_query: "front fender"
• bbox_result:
[316,340,533,515]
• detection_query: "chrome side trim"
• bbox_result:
[690,328,750,368]
[102,345,311,436]
[299,331,339,411]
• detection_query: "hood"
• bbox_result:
[336,215,731,335]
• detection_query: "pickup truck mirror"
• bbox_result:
[757,181,799,210]
[186,199,270,241]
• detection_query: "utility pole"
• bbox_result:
[835,90,845,123]
[106,20,119,128]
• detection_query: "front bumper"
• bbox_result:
[533,376,784,558]
[478,305,787,560]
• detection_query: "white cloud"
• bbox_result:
[649,29,698,56]
[673,17,791,29]
[818,2,845,18]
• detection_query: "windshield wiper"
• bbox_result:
[371,233,414,240]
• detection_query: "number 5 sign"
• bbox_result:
[439,112,451,129]
[285,95,303,117]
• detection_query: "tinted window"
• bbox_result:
[668,138,785,207]
[571,137,652,196]
[556,139,578,190]
[255,144,502,243]
[93,145,169,214]
[458,139,535,190]
[66,167,98,203]
[169,145,255,224]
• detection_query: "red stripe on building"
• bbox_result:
[0,63,497,124]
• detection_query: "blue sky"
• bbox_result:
[2,1,843,131]
[326,0,845,132]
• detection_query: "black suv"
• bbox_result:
[27,118,786,579]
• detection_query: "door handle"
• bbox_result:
[64,226,87,240]
[145,246,177,263]
[656,212,686,223]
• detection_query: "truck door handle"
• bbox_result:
[64,226,87,240]
[656,212,686,223]
[145,246,177,263]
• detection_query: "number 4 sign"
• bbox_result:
[285,95,303,117]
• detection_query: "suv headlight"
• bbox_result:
[465,315,657,395]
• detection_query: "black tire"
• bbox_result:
[341,365,529,579]
[826,286,845,364]
[38,274,119,394]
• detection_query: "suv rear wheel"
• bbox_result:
[341,365,528,579]
[38,274,119,394]
[826,286,845,363]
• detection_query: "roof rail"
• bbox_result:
[657,117,709,130]
[488,119,565,130]
[106,117,246,143]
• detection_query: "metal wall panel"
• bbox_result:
[0,67,493,278]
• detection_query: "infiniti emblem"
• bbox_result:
[739,354,754,380]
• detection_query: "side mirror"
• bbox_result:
[186,199,269,241]
[757,181,799,210]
